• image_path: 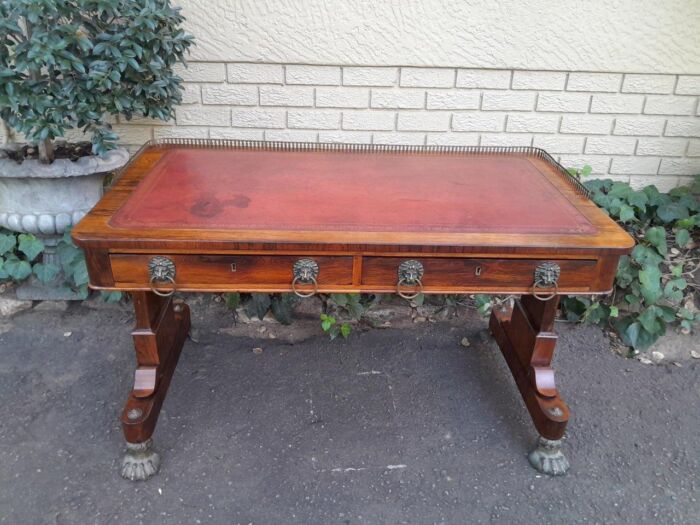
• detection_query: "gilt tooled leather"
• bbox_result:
[110,148,595,234]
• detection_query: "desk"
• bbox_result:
[73,139,634,480]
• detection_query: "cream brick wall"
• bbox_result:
[107,63,699,189]
[180,1,700,74]
[3,1,698,193]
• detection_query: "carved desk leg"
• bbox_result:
[489,295,570,476]
[119,291,190,481]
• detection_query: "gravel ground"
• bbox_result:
[0,297,698,525]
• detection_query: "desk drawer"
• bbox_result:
[361,257,598,291]
[110,254,354,287]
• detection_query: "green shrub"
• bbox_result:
[561,175,700,351]
[0,0,193,162]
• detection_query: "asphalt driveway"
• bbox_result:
[0,297,697,524]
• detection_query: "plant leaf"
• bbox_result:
[627,191,648,210]
[663,278,687,302]
[4,256,32,281]
[675,229,690,248]
[619,205,635,222]
[71,260,90,287]
[245,293,271,320]
[100,291,123,303]
[631,246,663,268]
[644,227,667,256]
[614,317,660,350]
[656,203,689,223]
[638,265,663,304]
[18,234,44,261]
[330,293,348,307]
[320,314,335,332]
[57,241,81,270]
[0,233,16,255]
[224,292,241,310]
[561,296,589,321]
[270,294,295,325]
[638,306,665,335]
[32,262,60,283]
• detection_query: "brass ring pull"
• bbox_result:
[291,275,318,298]
[532,261,560,301]
[397,277,423,300]
[149,274,176,297]
[532,282,558,301]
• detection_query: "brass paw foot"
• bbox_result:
[121,438,160,481]
[528,437,569,476]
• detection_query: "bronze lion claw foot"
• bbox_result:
[528,437,569,476]
[121,439,160,481]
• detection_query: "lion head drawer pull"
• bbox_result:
[292,258,319,298]
[532,261,560,301]
[397,259,424,300]
[148,256,177,297]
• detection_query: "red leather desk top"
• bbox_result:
[110,148,595,235]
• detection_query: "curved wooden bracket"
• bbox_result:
[133,367,157,398]
[530,366,557,398]
[121,293,190,443]
[489,295,569,440]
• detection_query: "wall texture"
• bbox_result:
[113,64,700,189]
[4,1,700,188]
[114,1,700,188]
[180,0,700,74]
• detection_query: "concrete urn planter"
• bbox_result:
[0,147,129,299]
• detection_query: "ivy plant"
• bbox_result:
[54,228,91,298]
[560,175,700,351]
[222,291,380,339]
[0,0,194,162]
[320,313,351,340]
[0,228,54,282]
[321,293,385,338]
[0,227,121,301]
[224,292,298,325]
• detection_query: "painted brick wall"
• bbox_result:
[2,63,693,189]
[110,63,700,189]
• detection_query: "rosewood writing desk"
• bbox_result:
[72,139,634,481]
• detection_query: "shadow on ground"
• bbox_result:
[0,297,698,524]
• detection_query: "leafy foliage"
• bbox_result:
[221,291,381,338]
[0,228,56,283]
[327,293,369,320]
[474,293,495,316]
[560,175,700,351]
[321,293,386,338]
[54,228,90,298]
[270,293,296,325]
[0,226,121,301]
[320,313,351,340]
[0,0,193,158]
[224,292,298,325]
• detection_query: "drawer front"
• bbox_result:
[361,257,598,291]
[110,254,353,287]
